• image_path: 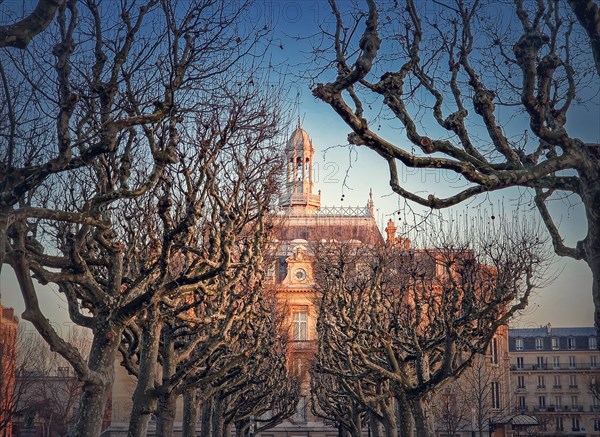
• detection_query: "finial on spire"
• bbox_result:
[368,188,374,216]
[297,115,302,129]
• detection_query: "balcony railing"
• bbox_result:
[530,404,586,413]
[511,363,597,371]
[291,340,317,352]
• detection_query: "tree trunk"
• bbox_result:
[410,396,435,437]
[156,334,177,436]
[379,397,398,437]
[351,411,363,437]
[395,393,413,437]
[70,324,123,437]
[369,411,382,437]
[182,389,199,437]
[234,419,248,437]
[71,382,110,437]
[128,313,162,437]
[156,391,178,436]
[201,398,212,437]
[211,396,224,437]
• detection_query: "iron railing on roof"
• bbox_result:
[313,205,372,217]
[275,204,374,217]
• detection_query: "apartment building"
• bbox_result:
[509,325,600,436]
[435,325,514,437]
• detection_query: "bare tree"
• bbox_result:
[312,218,552,437]
[433,385,470,437]
[440,345,513,437]
[459,356,495,437]
[1,0,275,434]
[312,0,600,327]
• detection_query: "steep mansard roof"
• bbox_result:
[274,214,385,246]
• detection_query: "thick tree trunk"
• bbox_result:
[211,396,225,437]
[70,324,123,437]
[382,418,398,437]
[156,335,177,436]
[410,396,435,437]
[71,382,111,437]
[234,419,248,437]
[351,412,363,437]
[156,391,178,436]
[379,398,398,437]
[128,314,162,437]
[201,398,212,437]
[395,393,413,437]
[369,411,382,437]
[182,389,199,437]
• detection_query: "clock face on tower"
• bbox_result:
[294,268,307,282]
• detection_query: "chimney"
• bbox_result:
[385,219,397,247]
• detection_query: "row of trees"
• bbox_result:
[1,0,300,435]
[308,220,552,437]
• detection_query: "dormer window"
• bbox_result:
[535,337,544,350]
[551,337,560,350]
[515,337,524,351]
[589,336,598,350]
[568,337,576,350]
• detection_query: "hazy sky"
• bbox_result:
[1,0,598,331]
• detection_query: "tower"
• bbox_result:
[280,121,321,215]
